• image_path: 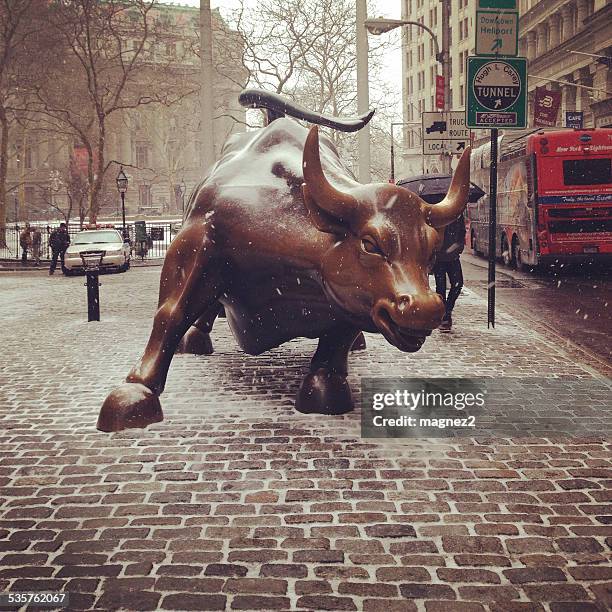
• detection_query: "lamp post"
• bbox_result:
[116,167,128,238]
[365,15,451,173]
[356,0,370,183]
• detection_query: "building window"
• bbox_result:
[139,184,151,209]
[24,141,37,169]
[25,186,35,206]
[135,142,150,168]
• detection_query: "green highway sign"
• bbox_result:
[475,10,519,56]
[466,56,527,128]
[477,0,517,8]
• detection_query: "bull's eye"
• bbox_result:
[361,237,384,256]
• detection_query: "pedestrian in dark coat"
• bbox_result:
[19,224,32,264]
[49,223,70,275]
[31,227,42,265]
[432,211,466,332]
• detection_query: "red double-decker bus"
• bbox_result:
[467,128,612,268]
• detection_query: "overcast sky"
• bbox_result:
[160,0,404,116]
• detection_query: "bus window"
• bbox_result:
[562,159,611,186]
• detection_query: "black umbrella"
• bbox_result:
[396,173,485,204]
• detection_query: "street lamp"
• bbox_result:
[116,167,128,237]
[365,15,451,173]
[364,18,442,63]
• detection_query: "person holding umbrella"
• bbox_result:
[396,173,485,333]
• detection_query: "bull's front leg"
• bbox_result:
[97,227,224,432]
[296,324,361,415]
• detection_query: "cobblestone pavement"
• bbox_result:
[0,268,610,611]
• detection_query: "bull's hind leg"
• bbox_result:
[296,325,361,415]
[97,228,224,432]
[176,303,222,355]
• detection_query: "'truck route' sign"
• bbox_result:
[422,111,470,155]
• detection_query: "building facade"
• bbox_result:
[399,0,611,177]
[519,0,611,130]
[6,4,247,223]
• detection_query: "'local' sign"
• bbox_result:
[422,111,469,156]
[466,57,527,128]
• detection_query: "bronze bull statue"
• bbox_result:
[98,90,471,432]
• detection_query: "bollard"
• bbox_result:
[80,251,105,322]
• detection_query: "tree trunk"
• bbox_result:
[0,106,9,248]
[88,121,106,224]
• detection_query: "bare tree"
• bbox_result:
[28,0,196,223]
[0,0,51,245]
[223,0,397,177]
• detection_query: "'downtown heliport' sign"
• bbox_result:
[466,56,527,128]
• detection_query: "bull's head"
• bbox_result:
[302,126,471,352]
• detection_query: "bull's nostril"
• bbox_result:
[397,294,414,314]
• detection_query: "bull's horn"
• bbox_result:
[303,125,357,221]
[424,146,472,228]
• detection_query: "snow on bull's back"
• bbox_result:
[212,118,357,204]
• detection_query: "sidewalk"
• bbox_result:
[0,268,610,611]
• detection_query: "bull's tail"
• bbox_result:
[238,88,375,133]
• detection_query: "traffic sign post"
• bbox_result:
[422,111,470,156]
[466,57,527,129]
[471,0,523,328]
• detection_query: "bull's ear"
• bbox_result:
[302,126,357,234]
[302,184,351,234]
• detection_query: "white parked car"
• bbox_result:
[63,229,131,274]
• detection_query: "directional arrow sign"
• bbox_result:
[466,56,527,128]
[422,111,470,155]
[475,10,519,56]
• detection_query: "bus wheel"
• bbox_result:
[502,235,513,267]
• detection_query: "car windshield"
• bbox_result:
[73,230,122,245]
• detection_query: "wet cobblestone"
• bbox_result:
[0,268,610,610]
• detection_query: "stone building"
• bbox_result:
[519,0,611,129]
[398,0,611,176]
[6,4,247,223]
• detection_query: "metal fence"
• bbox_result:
[0,220,181,262]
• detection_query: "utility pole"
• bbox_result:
[356,0,371,183]
[440,0,451,173]
[200,0,216,173]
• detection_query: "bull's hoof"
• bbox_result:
[296,369,354,415]
[350,332,367,351]
[97,383,163,432]
[177,326,214,355]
